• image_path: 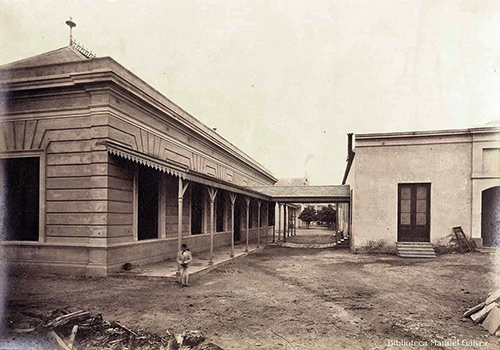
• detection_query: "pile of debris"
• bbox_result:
[10,308,222,350]
[463,289,500,336]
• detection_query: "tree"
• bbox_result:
[298,206,317,229]
[317,205,336,230]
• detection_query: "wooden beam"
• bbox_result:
[207,187,218,265]
[230,193,237,257]
[257,200,261,248]
[245,196,250,252]
[177,178,189,252]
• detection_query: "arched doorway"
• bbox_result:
[482,186,500,247]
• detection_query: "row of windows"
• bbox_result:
[136,165,272,241]
[0,157,270,242]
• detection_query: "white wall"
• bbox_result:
[350,135,472,249]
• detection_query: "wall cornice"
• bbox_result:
[0,58,277,184]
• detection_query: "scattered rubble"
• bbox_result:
[7,308,222,349]
[464,289,500,336]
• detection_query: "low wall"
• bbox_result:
[238,226,272,244]
[2,227,274,276]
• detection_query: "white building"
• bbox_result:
[344,122,500,252]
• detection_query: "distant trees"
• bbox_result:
[298,206,317,229]
[317,205,336,230]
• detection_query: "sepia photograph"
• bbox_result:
[0,1,499,349]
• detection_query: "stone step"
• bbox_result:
[399,251,436,257]
[397,241,436,258]
[397,246,435,251]
[399,253,436,258]
[397,242,434,246]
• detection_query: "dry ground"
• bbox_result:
[2,231,499,349]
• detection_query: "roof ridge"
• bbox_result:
[0,45,90,70]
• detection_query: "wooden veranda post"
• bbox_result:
[177,177,189,252]
[245,197,250,252]
[257,200,261,248]
[207,187,218,265]
[293,209,297,236]
[229,193,237,257]
[283,205,287,243]
[265,202,269,245]
[277,203,281,242]
[335,202,339,234]
[272,202,276,242]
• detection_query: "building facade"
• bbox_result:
[0,46,277,276]
[344,124,500,251]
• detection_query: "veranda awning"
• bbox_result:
[102,141,188,178]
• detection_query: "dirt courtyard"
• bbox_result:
[2,233,500,349]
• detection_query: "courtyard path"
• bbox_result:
[3,246,498,349]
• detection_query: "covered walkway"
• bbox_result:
[111,243,262,280]
[248,185,351,244]
[111,228,346,281]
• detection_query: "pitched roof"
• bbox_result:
[0,46,277,184]
[274,178,309,186]
[246,185,350,203]
[0,46,89,69]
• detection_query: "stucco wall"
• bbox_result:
[351,139,472,249]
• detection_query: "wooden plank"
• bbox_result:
[3,122,15,150]
[148,132,156,157]
[107,225,133,237]
[14,121,26,150]
[107,176,134,191]
[108,188,133,202]
[47,164,91,177]
[47,189,92,201]
[140,129,148,153]
[107,213,134,225]
[10,95,90,114]
[108,127,138,150]
[0,122,7,151]
[111,321,137,337]
[88,176,134,191]
[108,162,135,179]
[166,223,180,232]
[46,153,91,165]
[47,140,92,153]
[38,129,90,149]
[47,201,112,213]
[46,310,90,328]
[24,120,38,150]
[486,289,500,305]
[464,302,486,318]
[47,177,91,190]
[107,201,133,213]
[46,213,108,226]
[48,330,71,350]
[45,236,90,244]
[37,116,90,131]
[162,144,191,167]
[46,225,91,237]
[166,206,178,216]
[90,126,108,139]
[68,325,78,350]
[107,236,132,244]
[91,163,108,176]
[471,302,498,323]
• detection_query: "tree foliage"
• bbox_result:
[317,205,336,230]
[298,206,317,229]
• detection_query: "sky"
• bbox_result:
[1,0,499,184]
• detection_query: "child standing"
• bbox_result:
[177,243,192,287]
